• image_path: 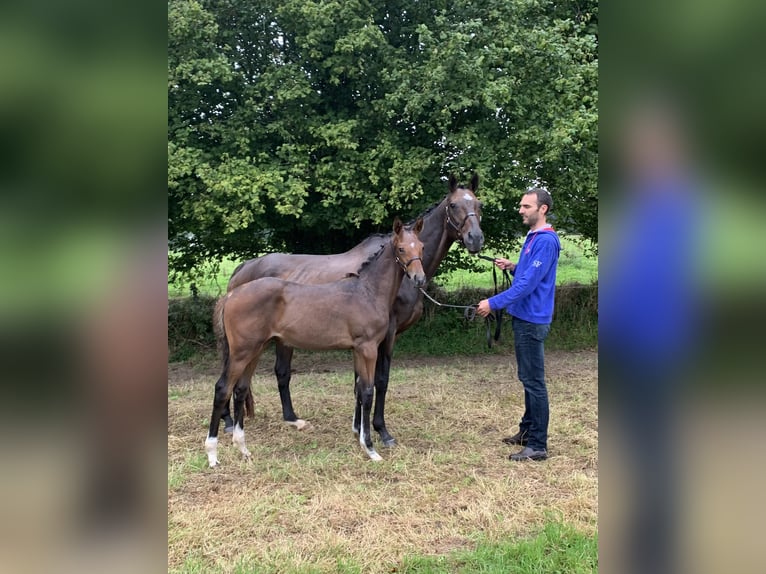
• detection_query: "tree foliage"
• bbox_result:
[168,0,597,278]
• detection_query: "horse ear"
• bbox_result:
[393,217,403,234]
[470,172,479,191]
[448,174,457,192]
[414,216,424,234]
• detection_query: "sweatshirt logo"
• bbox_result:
[532,260,542,267]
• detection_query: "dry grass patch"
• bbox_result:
[168,350,597,573]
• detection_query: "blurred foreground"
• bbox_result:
[600,2,766,573]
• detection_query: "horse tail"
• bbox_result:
[213,296,230,374]
[214,294,254,419]
[245,386,254,418]
[213,295,226,345]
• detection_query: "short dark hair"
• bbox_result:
[525,187,552,214]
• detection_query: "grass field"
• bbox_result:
[168,350,598,573]
[168,235,597,298]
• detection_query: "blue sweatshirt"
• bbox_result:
[487,226,561,324]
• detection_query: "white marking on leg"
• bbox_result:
[205,436,219,467]
[368,450,383,462]
[232,424,251,458]
[359,424,382,461]
[285,419,311,430]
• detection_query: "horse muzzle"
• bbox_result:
[463,231,485,254]
[409,271,427,288]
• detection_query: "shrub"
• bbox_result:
[168,295,218,361]
[167,283,598,361]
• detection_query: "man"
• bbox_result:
[476,188,561,461]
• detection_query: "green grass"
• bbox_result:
[168,350,598,573]
[436,235,597,290]
[169,519,597,574]
[168,236,597,298]
[167,451,209,490]
[398,520,598,573]
[168,255,241,298]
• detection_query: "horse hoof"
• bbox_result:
[224,425,234,434]
[286,419,310,431]
[382,437,397,448]
[367,450,383,462]
[208,458,219,468]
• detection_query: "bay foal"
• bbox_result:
[205,217,425,465]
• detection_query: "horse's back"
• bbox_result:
[227,236,388,291]
[226,275,387,351]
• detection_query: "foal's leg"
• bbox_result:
[205,370,237,468]
[221,393,235,434]
[231,354,263,460]
[205,348,252,467]
[354,345,382,461]
[231,378,251,459]
[275,342,308,430]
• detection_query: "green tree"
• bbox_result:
[168,0,597,278]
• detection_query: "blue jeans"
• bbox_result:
[512,317,551,451]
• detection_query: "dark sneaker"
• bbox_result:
[502,430,528,446]
[509,446,548,461]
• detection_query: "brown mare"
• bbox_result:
[205,217,426,465]
[219,174,484,447]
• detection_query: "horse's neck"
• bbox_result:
[361,243,404,306]
[419,198,456,279]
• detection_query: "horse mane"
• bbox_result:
[343,190,453,276]
[407,198,440,226]
[350,241,388,276]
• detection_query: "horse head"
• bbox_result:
[392,216,426,288]
[447,173,485,254]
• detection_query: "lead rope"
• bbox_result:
[417,287,498,348]
[475,255,513,346]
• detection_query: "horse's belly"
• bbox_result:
[275,309,385,351]
[276,321,355,350]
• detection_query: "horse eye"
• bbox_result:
[398,247,405,253]
[449,202,456,209]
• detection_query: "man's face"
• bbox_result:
[519,193,544,227]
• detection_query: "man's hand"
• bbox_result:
[476,299,492,318]
[494,258,516,272]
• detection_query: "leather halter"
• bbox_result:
[392,233,423,274]
[445,204,479,243]
[395,253,422,274]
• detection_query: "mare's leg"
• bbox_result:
[372,343,395,446]
[275,342,308,430]
[354,345,382,461]
[373,326,398,446]
[352,372,362,435]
